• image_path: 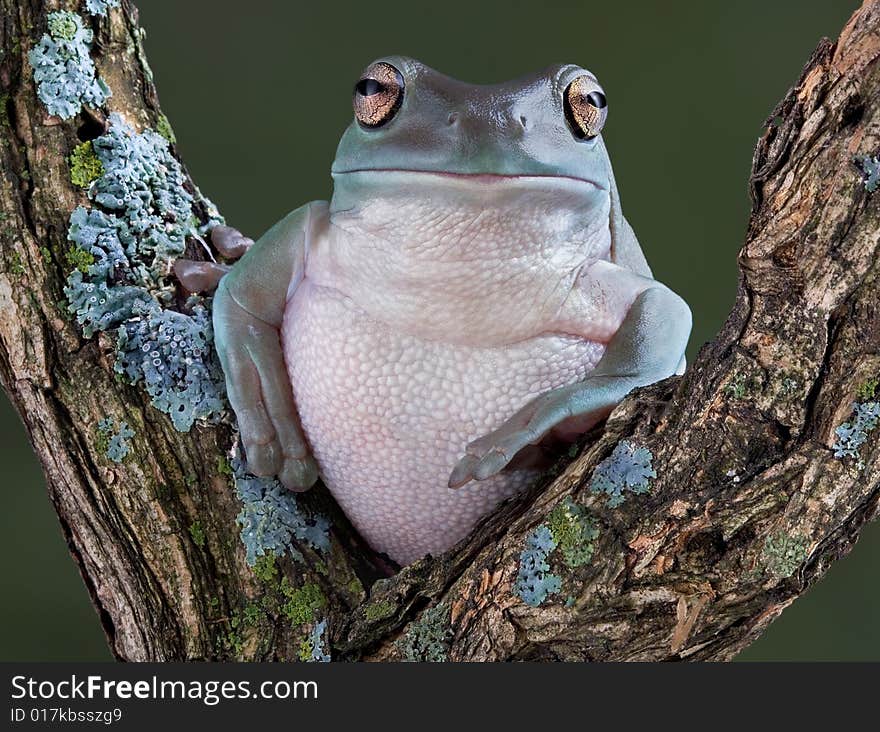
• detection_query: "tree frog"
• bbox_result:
[185,57,691,566]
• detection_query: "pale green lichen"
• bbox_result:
[280,578,326,627]
[397,603,451,662]
[8,252,25,276]
[857,379,878,402]
[155,113,176,145]
[65,246,94,273]
[346,577,365,599]
[188,521,206,548]
[219,610,246,656]
[251,552,279,584]
[364,600,396,622]
[242,602,263,626]
[47,12,78,40]
[217,455,233,476]
[69,140,104,189]
[514,499,599,607]
[241,552,330,660]
[762,532,808,577]
[546,498,599,568]
[0,96,9,135]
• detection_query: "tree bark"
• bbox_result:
[1,0,878,662]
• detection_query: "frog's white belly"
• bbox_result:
[282,280,604,565]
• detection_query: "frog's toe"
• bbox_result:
[472,446,516,481]
[448,454,479,489]
[449,430,534,488]
[279,454,319,493]
[465,416,534,457]
[211,225,254,259]
[233,378,282,477]
[173,259,230,293]
[244,436,283,477]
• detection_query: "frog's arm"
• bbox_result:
[449,260,691,487]
[212,202,326,490]
[609,208,686,376]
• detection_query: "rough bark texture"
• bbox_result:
[1,0,878,662]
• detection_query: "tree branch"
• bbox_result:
[1,0,878,661]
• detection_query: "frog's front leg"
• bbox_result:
[449,261,691,488]
[211,203,326,491]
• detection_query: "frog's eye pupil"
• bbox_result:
[563,75,608,139]
[586,91,606,109]
[353,62,405,128]
[356,78,384,97]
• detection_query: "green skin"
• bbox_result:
[204,56,691,565]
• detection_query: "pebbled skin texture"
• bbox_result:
[285,280,605,564]
[211,57,692,566]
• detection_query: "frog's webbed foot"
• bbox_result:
[448,383,600,488]
[449,287,691,489]
[174,225,254,294]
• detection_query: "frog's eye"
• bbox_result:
[563,75,607,139]
[353,62,405,128]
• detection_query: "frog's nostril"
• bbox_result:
[447,112,459,126]
[519,115,529,130]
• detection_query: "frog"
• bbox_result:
[178,56,692,567]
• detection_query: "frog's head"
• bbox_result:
[331,56,620,209]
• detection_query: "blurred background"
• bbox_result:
[2,0,877,660]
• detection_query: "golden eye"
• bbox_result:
[563,75,607,139]
[353,62,404,128]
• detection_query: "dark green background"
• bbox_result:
[2,0,877,661]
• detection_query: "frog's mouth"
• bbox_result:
[332,167,607,191]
